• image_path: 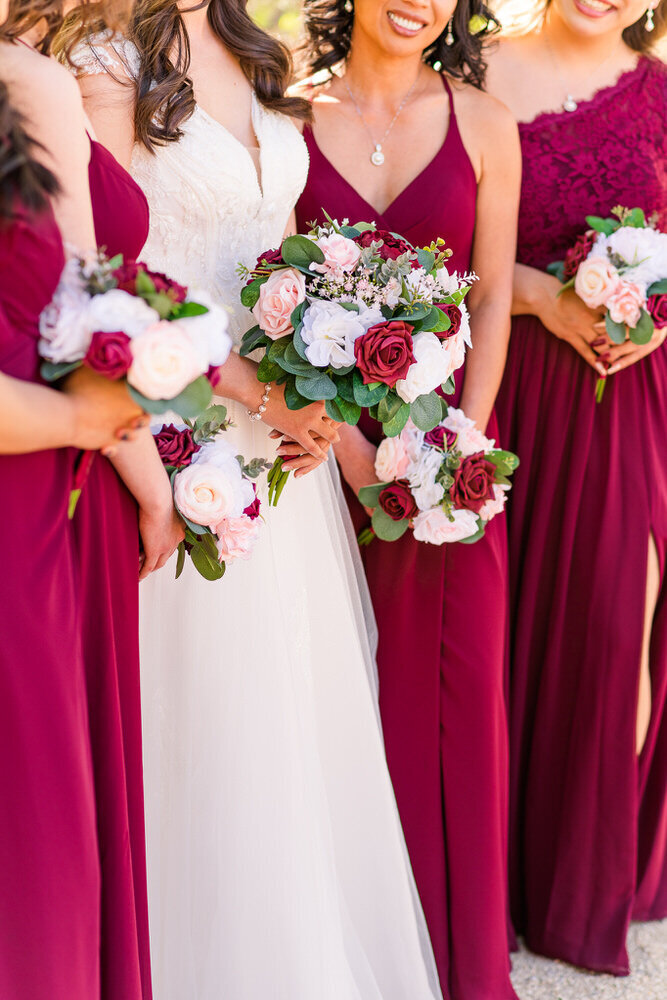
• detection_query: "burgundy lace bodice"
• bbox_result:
[517,57,666,271]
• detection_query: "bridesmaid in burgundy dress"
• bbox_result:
[487,0,667,975]
[297,2,521,997]
[0,56,144,999]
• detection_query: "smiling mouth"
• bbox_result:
[576,0,615,14]
[387,10,427,33]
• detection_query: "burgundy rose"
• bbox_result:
[424,425,458,450]
[449,452,496,514]
[154,424,200,468]
[378,479,419,522]
[84,330,133,380]
[205,364,222,389]
[354,229,417,265]
[354,320,416,386]
[434,302,462,340]
[243,484,261,521]
[113,261,187,303]
[647,293,667,330]
[562,230,597,282]
[255,247,283,269]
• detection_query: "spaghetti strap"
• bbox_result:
[441,74,455,117]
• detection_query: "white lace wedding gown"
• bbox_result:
[77,38,442,1000]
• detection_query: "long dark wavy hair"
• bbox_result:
[3,0,131,55]
[0,82,59,218]
[301,0,499,89]
[127,0,311,151]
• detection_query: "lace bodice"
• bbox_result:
[517,57,666,271]
[73,36,309,345]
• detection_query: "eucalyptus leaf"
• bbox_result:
[257,356,283,383]
[357,482,388,508]
[459,522,486,545]
[292,326,310,362]
[240,325,268,356]
[181,515,208,536]
[334,396,362,425]
[547,260,566,282]
[647,279,667,296]
[376,392,404,424]
[352,370,389,407]
[281,234,325,271]
[422,306,450,334]
[295,372,337,400]
[128,375,212,420]
[340,225,362,238]
[605,313,627,345]
[284,378,312,410]
[629,308,654,346]
[391,303,430,323]
[240,278,265,309]
[410,391,442,431]
[441,376,456,397]
[382,401,410,438]
[335,373,357,404]
[416,248,436,272]
[40,359,82,382]
[371,506,410,542]
[267,336,291,362]
[280,342,318,376]
[325,397,344,421]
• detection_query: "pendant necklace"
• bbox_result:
[544,34,624,114]
[343,71,423,166]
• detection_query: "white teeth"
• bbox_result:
[579,0,613,11]
[387,11,424,31]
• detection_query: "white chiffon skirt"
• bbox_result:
[139,399,442,1000]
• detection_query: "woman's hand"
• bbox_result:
[604,325,667,376]
[333,424,379,514]
[529,271,607,374]
[138,499,185,581]
[261,381,340,459]
[64,366,147,453]
[269,430,332,477]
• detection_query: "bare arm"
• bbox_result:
[458,101,522,432]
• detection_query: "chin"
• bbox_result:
[556,0,627,38]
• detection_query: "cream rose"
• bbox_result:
[252,268,306,340]
[412,507,479,545]
[606,281,644,329]
[174,461,241,530]
[312,233,362,274]
[375,435,411,482]
[574,256,620,309]
[128,322,204,400]
[395,332,452,404]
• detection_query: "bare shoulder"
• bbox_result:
[6,47,86,139]
[451,77,518,144]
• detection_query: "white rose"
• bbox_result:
[375,435,411,481]
[173,461,242,530]
[395,332,452,403]
[407,447,444,511]
[412,506,479,545]
[356,303,385,331]
[301,299,366,369]
[178,290,233,368]
[413,480,445,512]
[85,288,159,338]
[128,321,204,400]
[192,438,254,515]
[443,406,495,457]
[39,281,93,363]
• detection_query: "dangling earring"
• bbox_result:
[445,18,454,45]
[344,0,353,12]
[645,6,655,31]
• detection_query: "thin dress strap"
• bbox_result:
[440,74,455,118]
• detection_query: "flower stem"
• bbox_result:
[595,375,607,404]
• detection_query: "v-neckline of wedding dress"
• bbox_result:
[194,94,264,198]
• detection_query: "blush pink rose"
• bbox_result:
[375,435,411,482]
[312,233,362,274]
[574,256,620,309]
[252,268,306,340]
[606,281,645,329]
[128,322,203,400]
[173,461,240,530]
[412,507,479,545]
[216,514,261,562]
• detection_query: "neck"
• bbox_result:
[179,3,210,40]
[542,7,628,66]
[344,31,424,106]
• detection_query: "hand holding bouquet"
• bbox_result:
[549,207,667,401]
[357,408,518,546]
[39,252,232,418]
[239,217,474,502]
[154,405,271,581]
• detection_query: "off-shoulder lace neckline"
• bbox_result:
[518,56,651,132]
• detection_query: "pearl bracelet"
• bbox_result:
[247,381,272,422]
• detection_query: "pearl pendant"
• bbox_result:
[370,144,385,166]
[563,94,578,112]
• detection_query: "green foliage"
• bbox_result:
[605,313,627,344]
[371,506,410,541]
[410,391,442,431]
[630,309,655,345]
[128,374,212,419]
[40,359,82,382]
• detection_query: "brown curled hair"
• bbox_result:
[3,0,132,56]
[0,81,59,218]
[128,0,311,151]
[301,0,499,90]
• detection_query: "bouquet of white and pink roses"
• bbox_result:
[39,252,232,418]
[357,409,518,546]
[549,206,667,401]
[154,405,270,581]
[239,218,474,501]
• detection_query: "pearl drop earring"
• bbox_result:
[645,6,655,31]
[344,0,353,12]
[445,18,454,46]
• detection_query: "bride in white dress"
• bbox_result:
[73,5,442,998]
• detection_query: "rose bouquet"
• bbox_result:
[154,404,270,581]
[357,409,518,546]
[238,218,474,502]
[39,252,232,418]
[548,206,667,401]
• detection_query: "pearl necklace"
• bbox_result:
[343,72,423,166]
[544,34,625,114]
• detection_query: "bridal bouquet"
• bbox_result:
[549,206,667,401]
[357,409,518,546]
[155,405,270,581]
[39,252,232,418]
[238,218,474,502]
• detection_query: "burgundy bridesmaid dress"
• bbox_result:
[296,77,517,1000]
[495,58,667,975]
[70,139,152,1000]
[0,204,101,997]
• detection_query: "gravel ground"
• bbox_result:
[510,922,667,1000]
